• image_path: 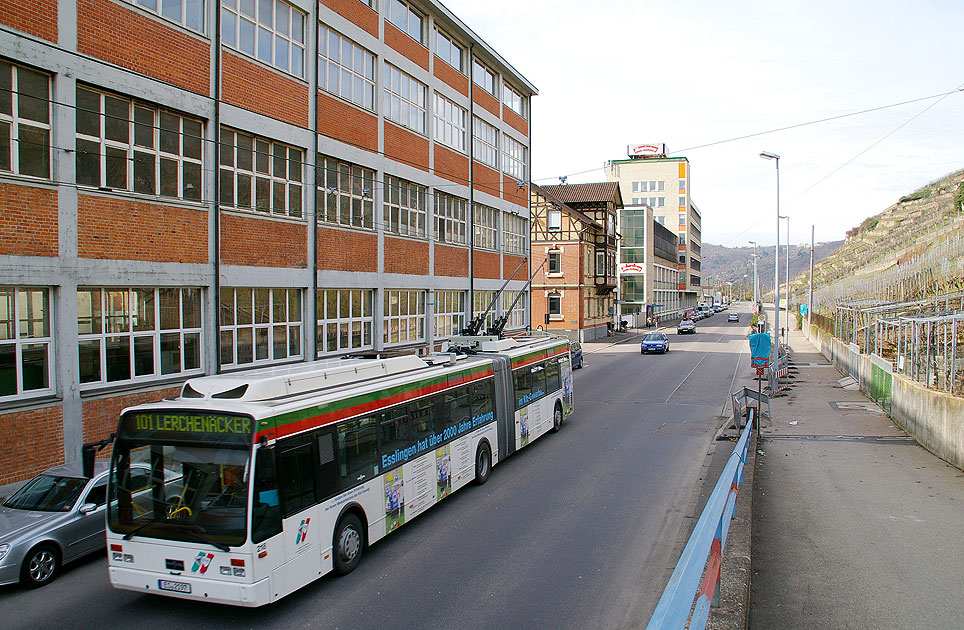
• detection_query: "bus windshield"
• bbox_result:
[108,411,255,548]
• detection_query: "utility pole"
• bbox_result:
[785,215,790,340]
[808,224,814,330]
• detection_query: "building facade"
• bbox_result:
[529,183,619,341]
[616,203,680,326]
[606,153,702,319]
[0,0,535,485]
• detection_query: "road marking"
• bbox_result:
[665,353,708,404]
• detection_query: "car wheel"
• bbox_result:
[333,513,364,575]
[550,402,563,433]
[475,442,492,485]
[21,543,59,588]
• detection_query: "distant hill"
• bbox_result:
[702,240,843,297]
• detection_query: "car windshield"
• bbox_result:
[108,440,251,547]
[2,475,87,512]
[644,334,663,341]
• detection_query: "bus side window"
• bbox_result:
[379,408,410,464]
[278,440,317,518]
[530,364,546,400]
[337,416,378,488]
[471,380,494,423]
[252,448,282,543]
[409,398,434,441]
[514,368,531,409]
[439,386,469,436]
[545,358,561,393]
[316,431,340,501]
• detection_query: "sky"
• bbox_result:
[441,0,964,248]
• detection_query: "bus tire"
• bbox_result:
[333,512,364,575]
[550,402,563,433]
[474,442,491,485]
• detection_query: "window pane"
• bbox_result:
[77,289,102,334]
[254,289,270,324]
[19,126,49,178]
[133,151,156,194]
[220,329,234,365]
[133,335,154,376]
[236,288,252,325]
[159,288,180,330]
[159,157,178,197]
[105,336,131,381]
[256,327,268,360]
[183,332,200,370]
[17,68,49,123]
[237,327,253,363]
[105,147,127,189]
[159,111,180,154]
[18,288,49,338]
[182,288,201,328]
[132,289,155,331]
[160,331,181,374]
[104,96,129,143]
[76,88,101,136]
[0,344,15,396]
[78,339,101,384]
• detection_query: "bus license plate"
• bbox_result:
[158,579,191,594]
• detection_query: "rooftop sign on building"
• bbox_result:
[627,143,666,159]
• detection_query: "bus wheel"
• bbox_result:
[474,443,491,485]
[333,513,364,575]
[550,402,563,433]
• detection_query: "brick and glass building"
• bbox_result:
[606,150,702,319]
[0,0,535,485]
[529,183,619,341]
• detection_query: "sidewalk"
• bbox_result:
[749,331,964,628]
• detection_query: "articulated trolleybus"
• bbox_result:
[106,334,574,606]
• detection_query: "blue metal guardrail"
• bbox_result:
[646,409,755,630]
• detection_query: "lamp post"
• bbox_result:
[748,240,759,306]
[780,215,790,341]
[760,151,780,361]
[808,224,814,330]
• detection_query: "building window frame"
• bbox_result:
[76,86,202,201]
[384,289,425,346]
[433,93,466,153]
[220,0,306,77]
[384,175,427,238]
[384,64,426,135]
[434,28,463,71]
[472,117,498,168]
[547,251,561,274]
[434,191,467,244]
[317,289,373,355]
[472,59,495,95]
[219,127,304,218]
[473,203,498,251]
[127,0,204,33]
[317,154,374,229]
[473,290,497,331]
[318,24,375,111]
[218,287,302,368]
[502,83,524,117]
[0,287,53,400]
[501,290,526,330]
[547,292,562,317]
[502,134,526,180]
[0,61,50,179]
[77,287,203,386]
[388,0,424,44]
[547,209,561,231]
[433,290,466,339]
[502,213,527,255]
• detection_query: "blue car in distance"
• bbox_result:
[569,340,584,369]
[640,332,670,354]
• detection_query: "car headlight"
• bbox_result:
[0,543,9,562]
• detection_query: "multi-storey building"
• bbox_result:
[615,203,680,326]
[606,150,702,319]
[0,0,535,485]
[529,183,619,341]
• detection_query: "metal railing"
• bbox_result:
[646,410,754,630]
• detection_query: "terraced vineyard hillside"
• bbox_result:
[797,168,964,310]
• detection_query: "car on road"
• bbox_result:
[728,313,739,322]
[641,332,670,354]
[569,340,584,369]
[0,461,110,588]
[677,318,696,334]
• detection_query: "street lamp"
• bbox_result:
[780,215,790,341]
[748,240,759,305]
[760,151,780,361]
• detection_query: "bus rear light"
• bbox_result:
[231,558,245,567]
[110,544,123,552]
[258,551,268,558]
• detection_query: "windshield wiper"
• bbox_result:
[123,519,230,552]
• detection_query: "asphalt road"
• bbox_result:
[1,309,750,630]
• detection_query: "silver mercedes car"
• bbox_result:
[0,460,109,587]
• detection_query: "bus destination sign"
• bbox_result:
[121,411,254,445]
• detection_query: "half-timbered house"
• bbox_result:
[529,183,621,341]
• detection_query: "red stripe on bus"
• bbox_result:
[255,368,493,441]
